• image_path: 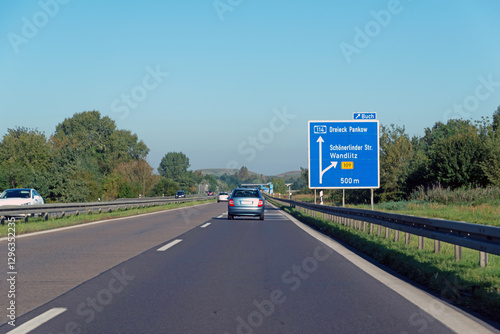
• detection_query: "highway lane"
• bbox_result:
[3,204,491,333]
[0,201,220,322]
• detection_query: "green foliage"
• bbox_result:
[220,173,240,190]
[270,177,287,194]
[0,127,51,189]
[149,177,180,197]
[158,152,190,181]
[238,166,250,182]
[409,185,500,206]
[426,120,488,188]
[204,174,219,192]
[481,131,500,187]
[378,124,414,201]
[0,111,153,202]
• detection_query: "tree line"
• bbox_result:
[2,108,498,203]
[0,111,218,202]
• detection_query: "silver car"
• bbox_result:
[228,188,265,220]
[0,188,44,206]
[217,192,229,202]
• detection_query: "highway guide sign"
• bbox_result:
[353,112,377,120]
[308,120,380,189]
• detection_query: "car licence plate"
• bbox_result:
[240,200,253,205]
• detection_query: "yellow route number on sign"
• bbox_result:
[341,161,354,169]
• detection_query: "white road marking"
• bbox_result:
[200,223,211,228]
[7,307,67,334]
[157,239,183,252]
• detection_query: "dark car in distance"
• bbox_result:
[175,191,186,198]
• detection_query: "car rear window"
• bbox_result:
[233,190,259,198]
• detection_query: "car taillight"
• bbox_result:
[229,199,234,206]
[258,199,263,207]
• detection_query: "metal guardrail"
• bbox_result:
[268,196,500,267]
[0,196,214,223]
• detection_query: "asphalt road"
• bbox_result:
[0,202,497,333]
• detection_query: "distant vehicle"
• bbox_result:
[228,188,265,220]
[207,191,214,196]
[0,188,44,206]
[175,191,186,198]
[217,192,229,203]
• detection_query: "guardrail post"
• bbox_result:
[434,240,441,253]
[44,213,49,221]
[455,245,462,261]
[364,221,368,232]
[395,230,400,242]
[480,252,488,268]
[378,225,382,236]
[405,233,411,245]
[369,222,373,234]
[1,216,4,225]
[418,236,424,250]
[385,227,390,239]
[24,215,29,223]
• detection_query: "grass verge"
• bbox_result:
[269,199,500,324]
[0,199,214,238]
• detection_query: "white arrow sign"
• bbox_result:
[317,136,338,184]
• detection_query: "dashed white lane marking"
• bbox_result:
[7,307,67,334]
[200,223,211,228]
[157,239,183,252]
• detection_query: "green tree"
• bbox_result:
[481,108,500,186]
[204,174,219,192]
[481,135,500,186]
[149,177,180,197]
[45,136,95,202]
[426,120,488,188]
[270,178,287,194]
[238,166,250,182]
[158,152,190,182]
[492,106,500,132]
[0,127,51,190]
[378,124,414,201]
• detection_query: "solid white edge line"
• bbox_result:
[0,202,214,242]
[7,307,67,334]
[272,203,496,334]
[157,239,183,252]
[201,223,211,228]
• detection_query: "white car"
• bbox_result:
[217,192,229,202]
[0,188,45,206]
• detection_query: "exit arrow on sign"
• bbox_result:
[317,136,338,184]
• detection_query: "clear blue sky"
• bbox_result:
[1,0,500,175]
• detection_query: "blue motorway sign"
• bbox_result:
[353,112,377,120]
[308,120,379,189]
